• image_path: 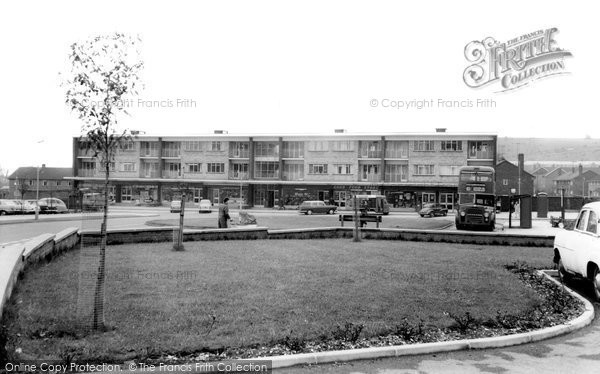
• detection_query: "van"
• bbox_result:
[344,195,390,215]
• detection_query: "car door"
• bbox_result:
[575,209,599,276]
[563,209,589,274]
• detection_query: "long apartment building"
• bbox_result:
[70,129,497,209]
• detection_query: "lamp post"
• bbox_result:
[35,165,44,220]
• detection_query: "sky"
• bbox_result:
[0,0,597,174]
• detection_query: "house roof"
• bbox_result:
[8,167,73,180]
[553,169,600,181]
[544,167,567,177]
[496,160,534,178]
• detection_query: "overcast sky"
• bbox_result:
[0,0,596,173]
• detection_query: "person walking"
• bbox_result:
[218,197,231,228]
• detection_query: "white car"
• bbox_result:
[554,201,600,300]
[0,199,19,215]
[199,199,212,213]
[38,198,68,214]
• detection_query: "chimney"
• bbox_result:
[334,129,347,134]
[579,164,583,176]
[435,128,447,133]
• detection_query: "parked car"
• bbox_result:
[38,198,68,214]
[12,200,36,214]
[170,200,182,213]
[0,199,19,215]
[554,202,600,300]
[299,201,337,215]
[419,203,448,217]
[199,199,212,213]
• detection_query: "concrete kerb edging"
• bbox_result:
[251,270,595,370]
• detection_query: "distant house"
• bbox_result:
[537,167,567,195]
[8,167,73,200]
[496,160,534,196]
[552,165,600,197]
[530,167,549,194]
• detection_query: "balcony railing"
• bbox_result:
[254,171,280,179]
[385,174,407,182]
[359,150,382,159]
[78,169,96,177]
[361,174,381,182]
[229,172,249,180]
[163,171,181,179]
[140,150,159,157]
[229,150,249,158]
[140,171,160,178]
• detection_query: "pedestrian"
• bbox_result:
[218,197,231,228]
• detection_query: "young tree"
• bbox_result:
[63,33,143,330]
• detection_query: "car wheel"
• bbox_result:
[591,266,600,301]
[328,209,334,215]
[429,212,434,218]
[0,211,5,216]
[307,210,313,215]
[420,214,425,217]
[558,258,572,283]
[443,211,447,216]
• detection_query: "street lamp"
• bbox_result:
[35,164,45,220]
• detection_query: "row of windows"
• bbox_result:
[18,180,72,187]
[80,161,461,178]
[87,139,492,160]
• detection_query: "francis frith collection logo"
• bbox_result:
[463,28,572,92]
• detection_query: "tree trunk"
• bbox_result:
[92,160,110,330]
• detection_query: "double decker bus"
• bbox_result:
[455,166,496,231]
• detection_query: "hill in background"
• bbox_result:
[498,137,600,167]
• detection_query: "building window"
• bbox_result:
[331,141,354,152]
[414,164,435,175]
[122,186,133,201]
[309,164,328,174]
[162,142,181,158]
[385,141,409,158]
[42,180,48,187]
[361,164,380,181]
[140,142,159,157]
[183,141,202,152]
[229,163,248,179]
[333,164,352,175]
[119,162,136,172]
[282,141,304,158]
[413,140,435,151]
[439,165,460,176]
[283,163,304,180]
[229,142,249,158]
[211,141,222,151]
[56,181,62,186]
[121,141,135,151]
[503,179,509,185]
[255,161,279,178]
[385,164,408,182]
[207,163,225,173]
[308,141,328,152]
[255,142,279,157]
[187,163,201,173]
[467,141,493,159]
[163,162,181,177]
[440,140,462,151]
[359,141,382,158]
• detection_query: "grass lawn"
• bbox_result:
[146,213,451,230]
[3,240,554,362]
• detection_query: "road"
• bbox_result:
[0,206,453,244]
[280,277,600,374]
